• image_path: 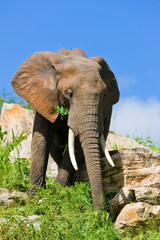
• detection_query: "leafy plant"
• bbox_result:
[0,127,30,191]
[54,105,69,116]
[135,136,160,151]
[0,126,7,140]
[112,142,124,150]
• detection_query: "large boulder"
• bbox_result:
[115,202,160,230]
[0,103,34,142]
[0,103,34,160]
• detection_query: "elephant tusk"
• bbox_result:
[99,134,115,167]
[68,128,78,171]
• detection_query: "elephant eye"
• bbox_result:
[66,89,73,100]
[68,91,73,98]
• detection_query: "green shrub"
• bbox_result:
[135,136,160,151]
[0,127,30,191]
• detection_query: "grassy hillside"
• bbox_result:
[0,98,160,239]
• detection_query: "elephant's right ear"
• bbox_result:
[11,52,60,123]
[90,56,120,105]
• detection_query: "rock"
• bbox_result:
[115,202,160,230]
[109,186,136,217]
[135,186,160,205]
[0,218,9,224]
[27,215,40,222]
[115,148,160,189]
[27,215,41,230]
[0,215,41,231]
[0,103,34,160]
[109,185,160,218]
[9,134,32,162]
[0,103,34,142]
[0,188,28,206]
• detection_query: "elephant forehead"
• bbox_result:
[71,55,101,70]
[57,56,101,76]
[57,55,105,91]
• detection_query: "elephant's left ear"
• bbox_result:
[90,56,120,105]
[11,52,60,122]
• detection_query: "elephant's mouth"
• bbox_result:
[68,128,115,171]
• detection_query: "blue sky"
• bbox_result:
[0,0,160,142]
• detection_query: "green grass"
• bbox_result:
[0,129,29,192]
[0,182,122,240]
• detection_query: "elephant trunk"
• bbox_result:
[78,113,104,210]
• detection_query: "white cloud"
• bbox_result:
[111,97,160,143]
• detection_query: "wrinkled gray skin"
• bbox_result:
[11,48,119,210]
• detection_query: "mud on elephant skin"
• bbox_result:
[11,48,120,210]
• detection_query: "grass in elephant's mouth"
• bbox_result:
[1,127,160,239]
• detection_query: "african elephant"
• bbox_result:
[11,48,119,210]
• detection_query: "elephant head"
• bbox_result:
[11,48,119,210]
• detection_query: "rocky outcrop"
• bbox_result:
[0,103,34,142]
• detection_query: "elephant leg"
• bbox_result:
[54,147,75,185]
[49,130,66,169]
[55,137,84,185]
[30,111,53,197]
